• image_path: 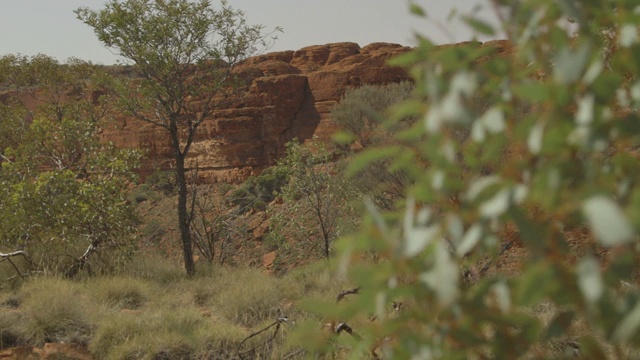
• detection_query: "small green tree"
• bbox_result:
[268,140,357,260]
[0,55,140,277]
[76,0,280,276]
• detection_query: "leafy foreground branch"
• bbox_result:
[297,1,640,359]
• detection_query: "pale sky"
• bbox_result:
[0,1,501,65]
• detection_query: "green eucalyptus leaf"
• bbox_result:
[619,24,639,47]
[553,42,592,84]
[403,198,438,257]
[455,223,482,257]
[582,195,634,247]
[513,83,552,103]
[479,107,505,134]
[514,262,553,306]
[462,16,496,36]
[480,188,511,219]
[466,175,501,201]
[420,241,459,305]
[576,256,603,305]
[345,146,402,178]
[575,94,594,125]
[527,121,545,155]
[409,3,427,17]
[612,301,640,342]
[493,280,511,314]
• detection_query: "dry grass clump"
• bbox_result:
[89,306,246,359]
[287,261,348,300]
[0,255,351,359]
[13,277,92,345]
[87,276,152,310]
[209,266,296,327]
[119,251,185,284]
[0,310,22,348]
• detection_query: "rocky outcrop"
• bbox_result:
[102,42,412,183]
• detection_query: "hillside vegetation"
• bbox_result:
[3,0,640,359]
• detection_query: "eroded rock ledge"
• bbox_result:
[103,40,513,183]
[103,42,411,183]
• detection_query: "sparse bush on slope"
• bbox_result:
[229,167,289,212]
[332,81,415,149]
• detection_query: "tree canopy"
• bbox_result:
[0,55,140,278]
[76,0,280,276]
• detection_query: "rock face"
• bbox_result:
[102,42,412,183]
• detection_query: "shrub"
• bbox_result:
[0,56,141,280]
[332,81,414,148]
[229,166,288,212]
[333,83,415,210]
[267,140,358,260]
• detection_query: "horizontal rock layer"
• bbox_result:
[102,42,413,183]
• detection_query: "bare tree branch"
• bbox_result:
[0,250,33,279]
[237,317,289,360]
[336,287,360,303]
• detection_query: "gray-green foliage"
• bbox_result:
[0,55,140,277]
[332,82,416,210]
[76,0,281,276]
[300,1,640,358]
[0,99,28,164]
[268,140,357,260]
[332,81,414,149]
[229,167,288,212]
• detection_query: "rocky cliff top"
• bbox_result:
[103,41,414,183]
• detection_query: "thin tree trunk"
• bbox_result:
[173,134,196,276]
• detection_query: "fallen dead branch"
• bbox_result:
[336,287,360,303]
[335,322,362,340]
[237,316,289,360]
[0,250,33,280]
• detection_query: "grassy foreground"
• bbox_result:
[0,254,349,359]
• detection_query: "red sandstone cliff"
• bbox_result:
[102,42,412,183]
[2,41,514,183]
